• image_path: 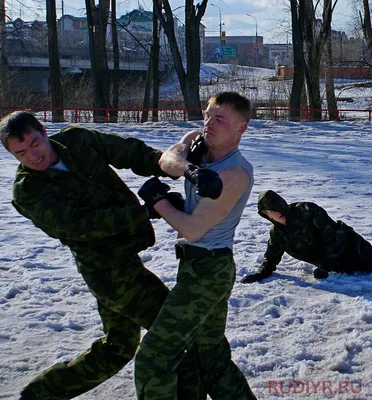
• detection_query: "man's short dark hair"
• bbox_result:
[208,92,252,122]
[0,111,44,150]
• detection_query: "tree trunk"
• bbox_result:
[303,0,322,121]
[141,56,152,123]
[152,4,160,123]
[111,0,119,122]
[153,0,207,120]
[184,0,202,120]
[361,0,372,51]
[323,17,338,120]
[141,0,160,124]
[289,0,305,121]
[85,0,111,122]
[0,0,10,113]
[302,0,338,121]
[46,0,64,122]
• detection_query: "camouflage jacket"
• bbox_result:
[257,190,354,273]
[12,126,165,271]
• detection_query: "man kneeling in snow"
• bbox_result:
[241,190,372,283]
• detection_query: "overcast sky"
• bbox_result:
[8,0,355,44]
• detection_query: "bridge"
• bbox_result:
[8,55,167,73]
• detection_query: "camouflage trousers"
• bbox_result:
[135,254,257,400]
[348,230,372,271]
[20,254,204,400]
[334,228,372,273]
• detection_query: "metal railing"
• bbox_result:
[1,106,372,123]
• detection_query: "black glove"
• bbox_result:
[184,165,223,199]
[138,177,170,219]
[186,135,208,166]
[313,267,329,279]
[166,192,185,212]
[143,192,185,219]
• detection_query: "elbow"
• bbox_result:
[158,155,165,170]
[158,154,176,177]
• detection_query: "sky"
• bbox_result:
[6,0,355,44]
[1,65,372,399]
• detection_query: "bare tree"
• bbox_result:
[0,0,10,112]
[111,0,119,122]
[85,0,111,121]
[323,0,338,120]
[141,48,153,123]
[289,0,306,121]
[46,0,64,122]
[302,0,338,121]
[152,1,161,122]
[141,1,161,123]
[360,0,372,49]
[153,0,207,120]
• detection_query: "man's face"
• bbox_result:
[7,128,58,171]
[203,103,247,149]
[265,210,287,225]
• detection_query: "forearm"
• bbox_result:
[154,199,205,242]
[158,143,191,177]
[264,242,284,267]
[94,130,165,176]
[158,130,201,177]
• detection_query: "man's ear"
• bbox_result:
[41,126,47,137]
[239,121,248,134]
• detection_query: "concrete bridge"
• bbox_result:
[7,53,169,94]
[8,55,163,73]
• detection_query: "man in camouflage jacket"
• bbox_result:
[0,111,209,400]
[242,190,372,283]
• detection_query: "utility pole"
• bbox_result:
[247,13,258,66]
[61,0,64,49]
[211,3,222,63]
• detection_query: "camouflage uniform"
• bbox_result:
[248,190,372,279]
[135,254,257,400]
[12,127,203,400]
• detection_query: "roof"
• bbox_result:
[118,9,153,23]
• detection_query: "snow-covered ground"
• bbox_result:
[1,64,372,399]
[1,117,372,400]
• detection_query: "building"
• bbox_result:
[204,35,263,66]
[264,43,292,70]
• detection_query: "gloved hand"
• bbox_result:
[138,177,170,219]
[143,192,185,219]
[313,267,329,279]
[186,135,208,166]
[184,165,223,199]
[166,192,185,212]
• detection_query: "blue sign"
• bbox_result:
[214,45,238,59]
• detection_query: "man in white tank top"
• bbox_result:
[136,92,257,400]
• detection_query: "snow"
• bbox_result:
[1,70,372,399]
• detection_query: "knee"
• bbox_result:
[105,333,139,365]
[135,339,172,381]
[85,328,140,371]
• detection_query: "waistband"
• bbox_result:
[175,244,232,260]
